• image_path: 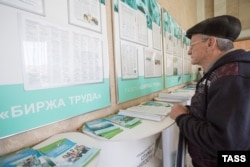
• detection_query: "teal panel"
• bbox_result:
[182,74,192,83]
[165,75,182,88]
[191,73,198,81]
[117,76,163,103]
[0,79,110,138]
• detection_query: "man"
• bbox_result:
[170,15,250,167]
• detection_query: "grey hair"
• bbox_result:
[201,34,234,51]
[216,37,234,51]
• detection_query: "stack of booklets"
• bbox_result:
[0,148,50,167]
[0,138,100,167]
[118,101,172,122]
[37,138,100,167]
[154,88,195,105]
[184,83,196,90]
[82,115,141,139]
[105,114,141,129]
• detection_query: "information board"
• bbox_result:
[113,0,163,103]
[162,8,194,88]
[0,0,110,139]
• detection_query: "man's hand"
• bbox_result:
[170,104,189,120]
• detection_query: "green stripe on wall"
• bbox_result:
[117,76,163,103]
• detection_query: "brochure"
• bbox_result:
[118,101,172,122]
[126,101,172,115]
[82,118,123,139]
[104,114,141,128]
[37,138,100,167]
[119,109,166,122]
[0,148,51,167]
[155,90,194,104]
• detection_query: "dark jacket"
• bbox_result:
[176,49,250,166]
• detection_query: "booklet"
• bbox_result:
[119,109,166,122]
[158,90,194,100]
[37,138,100,167]
[118,101,172,122]
[126,101,172,115]
[82,118,123,139]
[0,148,51,167]
[104,114,141,129]
[155,91,194,104]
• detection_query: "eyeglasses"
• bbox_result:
[189,38,209,50]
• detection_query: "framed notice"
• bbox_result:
[119,1,148,46]
[120,40,138,79]
[144,48,162,78]
[19,15,104,90]
[0,0,45,16]
[68,0,102,33]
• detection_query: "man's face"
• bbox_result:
[188,34,208,66]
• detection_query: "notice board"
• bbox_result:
[162,8,194,88]
[113,0,164,103]
[0,0,110,139]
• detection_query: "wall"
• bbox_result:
[234,39,250,51]
[203,0,250,40]
[158,0,197,30]
[0,0,197,156]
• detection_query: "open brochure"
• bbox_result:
[155,90,195,104]
[82,118,123,139]
[0,148,50,167]
[118,101,172,122]
[119,109,166,121]
[158,92,191,100]
[104,114,141,129]
[37,138,100,167]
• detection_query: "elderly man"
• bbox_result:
[170,15,250,167]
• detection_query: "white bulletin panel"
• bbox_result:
[0,0,110,139]
[113,0,164,103]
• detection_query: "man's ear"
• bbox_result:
[208,36,216,47]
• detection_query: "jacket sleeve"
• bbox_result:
[176,76,250,157]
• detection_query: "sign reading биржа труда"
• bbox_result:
[0,82,110,139]
[1,93,101,118]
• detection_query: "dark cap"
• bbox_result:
[186,15,241,41]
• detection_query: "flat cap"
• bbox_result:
[186,15,241,41]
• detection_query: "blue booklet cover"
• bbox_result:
[83,118,123,139]
[105,114,141,128]
[0,148,50,167]
[37,138,100,167]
